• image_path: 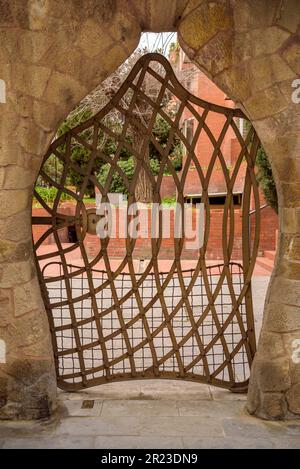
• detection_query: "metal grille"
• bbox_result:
[43,261,250,390]
[32,53,261,392]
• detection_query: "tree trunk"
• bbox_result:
[133,132,153,203]
[132,96,153,203]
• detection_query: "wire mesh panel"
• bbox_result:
[32,53,260,392]
[42,262,251,390]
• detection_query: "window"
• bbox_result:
[184,193,242,207]
[236,117,247,138]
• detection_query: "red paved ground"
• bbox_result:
[36,244,272,277]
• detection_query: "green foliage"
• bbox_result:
[256,145,278,213]
[40,154,64,185]
[68,144,96,195]
[34,186,71,206]
[170,144,183,172]
[244,119,278,213]
[56,110,100,196]
[149,158,160,175]
[46,84,183,198]
[169,41,180,64]
[161,195,177,205]
[97,156,161,195]
[150,116,183,173]
[58,109,93,136]
[53,112,140,196]
[169,42,180,53]
[98,157,134,195]
[51,112,183,197]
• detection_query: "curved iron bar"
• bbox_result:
[32,53,260,392]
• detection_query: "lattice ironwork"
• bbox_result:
[32,53,261,392]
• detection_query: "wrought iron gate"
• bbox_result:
[32,53,261,392]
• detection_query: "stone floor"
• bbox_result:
[252,275,270,336]
[0,380,300,449]
[2,275,297,450]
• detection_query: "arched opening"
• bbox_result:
[1,1,299,423]
[31,37,263,396]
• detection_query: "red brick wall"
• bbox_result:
[159,175,177,199]
[178,66,246,197]
[32,207,52,244]
[83,207,247,261]
[32,203,278,260]
[32,207,69,245]
[32,203,90,245]
[251,205,278,254]
[248,189,278,254]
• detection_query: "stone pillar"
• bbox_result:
[178,0,300,419]
[247,105,300,419]
[0,110,57,419]
[0,0,141,419]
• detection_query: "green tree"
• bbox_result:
[42,45,183,199]
[45,110,132,197]
[256,145,278,214]
[244,120,278,214]
[150,115,182,172]
[97,156,160,196]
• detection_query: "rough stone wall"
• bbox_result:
[0,0,142,420]
[178,0,300,420]
[0,0,299,420]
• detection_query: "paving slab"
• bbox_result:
[55,416,141,437]
[1,436,95,449]
[94,436,184,449]
[0,420,56,438]
[59,380,212,402]
[222,416,289,439]
[271,436,300,449]
[209,386,247,401]
[139,380,212,400]
[252,276,270,337]
[58,382,142,401]
[101,400,179,417]
[55,415,224,438]
[177,399,245,418]
[135,415,224,437]
[182,436,275,449]
[1,393,300,448]
[61,400,103,417]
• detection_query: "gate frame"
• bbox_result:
[32,53,261,393]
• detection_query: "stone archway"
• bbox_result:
[0,0,299,420]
